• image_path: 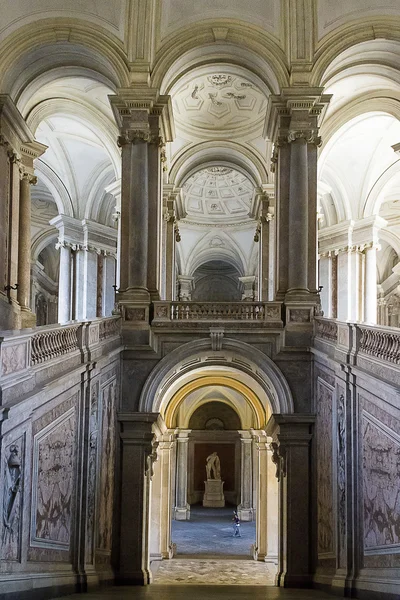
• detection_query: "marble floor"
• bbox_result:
[171,505,256,557]
[152,558,275,585]
[54,586,335,600]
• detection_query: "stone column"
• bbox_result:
[364,243,378,324]
[178,276,193,301]
[118,413,161,585]
[266,414,315,587]
[318,253,332,317]
[255,191,273,301]
[266,445,279,564]
[265,89,330,305]
[237,431,253,521]
[109,91,174,310]
[17,172,36,327]
[159,432,176,558]
[288,138,309,294]
[175,429,191,520]
[239,276,256,301]
[163,189,180,301]
[57,244,72,324]
[102,255,116,316]
[252,431,268,561]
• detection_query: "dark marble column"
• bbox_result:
[117,412,160,585]
[266,413,315,587]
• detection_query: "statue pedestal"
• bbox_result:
[203,479,225,507]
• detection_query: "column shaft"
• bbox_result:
[288,140,309,292]
[238,433,253,521]
[319,255,332,317]
[17,174,32,311]
[364,245,377,324]
[58,245,72,324]
[254,434,268,560]
[129,141,149,291]
[165,216,175,301]
[147,133,162,300]
[175,431,190,520]
[275,144,290,298]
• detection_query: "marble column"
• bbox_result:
[118,413,160,585]
[337,247,363,321]
[238,431,253,521]
[109,91,174,308]
[178,276,193,301]
[364,244,377,324]
[253,431,268,561]
[239,276,256,301]
[83,250,98,320]
[265,89,330,303]
[266,414,315,588]
[266,445,279,564]
[163,191,179,301]
[318,253,332,317]
[159,433,176,558]
[256,192,272,301]
[17,172,36,327]
[288,138,309,294]
[102,255,116,316]
[58,244,72,324]
[175,429,191,520]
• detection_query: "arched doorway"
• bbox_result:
[134,339,294,584]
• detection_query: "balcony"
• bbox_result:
[152,301,283,329]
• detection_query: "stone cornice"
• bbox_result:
[50,215,117,255]
[318,216,388,254]
[264,87,331,144]
[109,88,175,142]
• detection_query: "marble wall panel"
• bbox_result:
[86,381,99,565]
[361,396,400,559]
[30,396,77,552]
[1,435,24,561]
[336,386,347,569]
[97,377,116,553]
[316,377,335,557]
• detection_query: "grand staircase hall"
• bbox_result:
[0,2,399,600]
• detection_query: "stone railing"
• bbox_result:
[314,317,338,343]
[314,318,400,365]
[31,324,80,366]
[152,301,282,323]
[0,316,121,381]
[358,324,400,365]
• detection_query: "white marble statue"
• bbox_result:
[206,451,221,480]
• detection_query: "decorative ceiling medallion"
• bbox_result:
[182,166,254,225]
[173,72,267,137]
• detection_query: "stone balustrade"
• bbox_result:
[153,301,283,323]
[314,317,400,366]
[0,316,121,383]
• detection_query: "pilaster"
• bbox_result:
[117,412,162,585]
[266,414,315,588]
[174,429,191,520]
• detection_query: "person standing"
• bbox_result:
[232,510,241,537]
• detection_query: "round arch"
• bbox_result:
[139,338,294,417]
[152,21,289,93]
[165,374,266,429]
[311,17,400,87]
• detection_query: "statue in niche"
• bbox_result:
[3,445,22,543]
[206,452,221,480]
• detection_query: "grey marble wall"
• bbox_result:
[312,352,400,599]
[0,351,121,599]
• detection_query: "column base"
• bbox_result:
[276,572,313,588]
[237,506,253,521]
[175,505,190,520]
[116,568,152,585]
[20,307,37,328]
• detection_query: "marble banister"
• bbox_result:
[314,317,400,366]
[152,301,283,323]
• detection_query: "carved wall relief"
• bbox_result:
[316,378,334,557]
[97,378,116,553]
[86,382,99,564]
[31,399,76,550]
[362,408,400,553]
[1,439,24,561]
[337,390,347,568]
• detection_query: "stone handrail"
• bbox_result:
[31,324,80,366]
[0,316,121,379]
[358,324,400,365]
[153,301,282,323]
[314,318,400,365]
